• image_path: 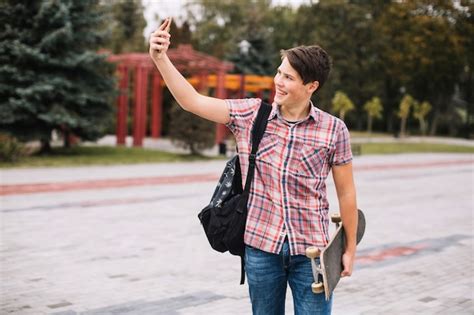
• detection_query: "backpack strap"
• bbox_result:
[240,256,245,284]
[244,101,272,193]
[239,101,272,285]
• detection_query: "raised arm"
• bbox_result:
[149,18,230,124]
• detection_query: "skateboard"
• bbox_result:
[305,209,366,300]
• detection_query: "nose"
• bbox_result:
[274,73,283,87]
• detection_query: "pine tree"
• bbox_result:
[227,31,275,76]
[0,0,116,152]
[168,20,193,49]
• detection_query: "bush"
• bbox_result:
[168,101,215,155]
[0,134,25,162]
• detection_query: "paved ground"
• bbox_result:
[1,153,473,314]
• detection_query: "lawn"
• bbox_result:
[0,142,472,168]
[355,142,474,155]
[0,146,221,168]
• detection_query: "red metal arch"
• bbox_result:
[109,45,274,148]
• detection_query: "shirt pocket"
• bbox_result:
[256,131,279,164]
[299,144,330,178]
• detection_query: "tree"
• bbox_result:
[413,101,432,136]
[363,97,383,136]
[185,0,273,60]
[374,2,413,134]
[0,0,116,152]
[295,0,384,127]
[168,20,193,49]
[227,32,275,76]
[264,5,297,67]
[377,0,466,136]
[103,0,147,53]
[398,94,417,137]
[331,91,355,121]
[455,0,474,138]
[178,0,472,137]
[168,100,215,155]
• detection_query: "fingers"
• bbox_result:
[341,253,354,277]
[150,17,171,44]
[341,269,352,277]
[150,35,170,52]
[158,17,171,31]
[151,44,166,51]
[151,30,171,39]
[149,17,172,58]
[150,36,171,45]
[151,17,172,38]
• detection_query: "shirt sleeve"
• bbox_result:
[225,98,262,137]
[331,121,353,166]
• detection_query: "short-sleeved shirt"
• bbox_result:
[225,98,353,256]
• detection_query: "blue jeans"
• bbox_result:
[245,240,333,315]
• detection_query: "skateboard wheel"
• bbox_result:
[311,282,324,294]
[331,214,342,224]
[305,246,321,259]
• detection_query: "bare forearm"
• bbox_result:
[332,163,358,253]
[152,54,200,111]
[332,162,358,276]
[338,193,358,253]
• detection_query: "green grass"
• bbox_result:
[350,131,393,138]
[355,142,474,155]
[0,146,223,168]
[1,142,472,169]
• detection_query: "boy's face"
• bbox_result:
[273,57,318,107]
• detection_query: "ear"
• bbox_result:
[307,81,319,94]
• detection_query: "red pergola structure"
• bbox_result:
[109,45,274,148]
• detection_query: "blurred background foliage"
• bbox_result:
[182,0,473,139]
[0,0,473,162]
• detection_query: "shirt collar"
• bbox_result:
[308,100,321,122]
[268,102,279,120]
[269,100,321,124]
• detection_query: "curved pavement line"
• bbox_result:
[1,159,472,196]
[0,174,219,196]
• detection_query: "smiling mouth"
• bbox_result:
[276,90,288,96]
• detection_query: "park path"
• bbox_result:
[1,153,473,314]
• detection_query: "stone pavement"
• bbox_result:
[0,153,473,315]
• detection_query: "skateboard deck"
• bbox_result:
[306,209,366,300]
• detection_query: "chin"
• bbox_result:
[274,95,286,105]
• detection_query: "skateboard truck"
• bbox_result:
[330,213,341,227]
[305,214,341,294]
[305,246,324,294]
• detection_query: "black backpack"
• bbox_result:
[198,102,272,284]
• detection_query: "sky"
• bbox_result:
[142,0,311,36]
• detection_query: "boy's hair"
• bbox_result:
[280,45,332,88]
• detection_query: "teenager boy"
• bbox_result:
[149,18,358,315]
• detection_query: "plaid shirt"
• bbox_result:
[226,98,353,256]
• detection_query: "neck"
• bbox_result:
[280,100,311,121]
